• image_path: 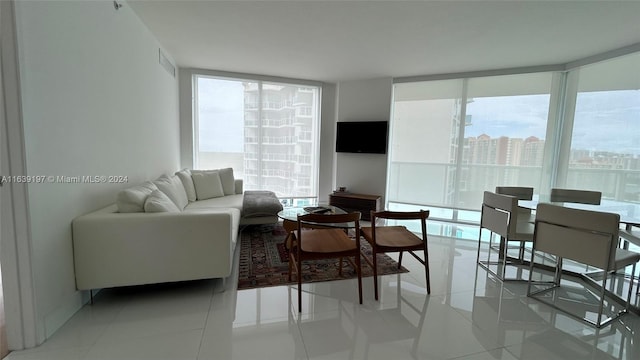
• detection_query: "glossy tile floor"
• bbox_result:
[5,234,640,360]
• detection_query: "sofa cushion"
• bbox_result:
[144,189,181,213]
[192,171,225,200]
[154,174,189,210]
[116,181,158,213]
[218,168,236,195]
[175,169,197,202]
[184,194,244,212]
[192,168,235,196]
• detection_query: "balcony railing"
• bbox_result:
[388,161,640,213]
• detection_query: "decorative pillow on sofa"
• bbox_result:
[116,181,158,213]
[153,174,189,210]
[192,171,225,200]
[144,189,181,213]
[175,169,197,202]
[192,168,235,196]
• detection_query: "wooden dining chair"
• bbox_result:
[360,210,430,300]
[550,188,602,205]
[477,191,535,281]
[527,203,640,328]
[288,212,362,312]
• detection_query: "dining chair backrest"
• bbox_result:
[534,203,619,271]
[481,191,519,239]
[495,186,534,200]
[368,210,429,238]
[550,188,602,205]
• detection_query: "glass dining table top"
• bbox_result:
[277,205,356,229]
[519,197,640,227]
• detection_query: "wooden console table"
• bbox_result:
[328,192,381,221]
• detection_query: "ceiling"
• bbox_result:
[128,0,640,83]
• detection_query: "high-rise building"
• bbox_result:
[243,83,318,197]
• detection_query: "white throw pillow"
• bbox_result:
[192,171,225,200]
[192,168,235,196]
[218,167,236,195]
[116,181,158,213]
[144,189,181,213]
[153,174,189,210]
[175,169,196,202]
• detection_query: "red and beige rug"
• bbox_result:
[237,223,409,290]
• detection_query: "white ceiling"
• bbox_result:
[128,0,640,83]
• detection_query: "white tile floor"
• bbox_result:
[5,234,640,360]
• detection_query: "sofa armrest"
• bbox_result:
[72,204,240,290]
[235,178,243,194]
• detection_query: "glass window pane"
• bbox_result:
[566,53,640,203]
[196,77,249,178]
[462,73,552,208]
[390,73,553,210]
[388,80,464,207]
[195,76,320,198]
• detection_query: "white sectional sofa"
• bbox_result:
[72,168,281,293]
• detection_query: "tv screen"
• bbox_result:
[335,121,388,154]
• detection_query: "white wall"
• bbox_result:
[14,0,179,343]
[318,83,337,204]
[334,78,392,202]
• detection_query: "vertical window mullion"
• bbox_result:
[257,81,263,190]
[453,79,469,208]
[192,75,200,168]
[554,69,580,189]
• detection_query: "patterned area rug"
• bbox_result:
[237,223,409,290]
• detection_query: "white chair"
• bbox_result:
[495,186,534,201]
[619,224,640,295]
[496,186,535,223]
[527,203,640,328]
[619,225,640,249]
[550,188,602,205]
[477,191,535,281]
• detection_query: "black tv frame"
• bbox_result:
[335,121,388,154]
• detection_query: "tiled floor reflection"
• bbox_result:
[5,234,640,359]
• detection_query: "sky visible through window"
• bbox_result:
[198,78,639,157]
[464,91,639,155]
[198,78,244,152]
[465,95,549,139]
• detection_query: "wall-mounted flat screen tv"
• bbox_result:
[335,121,388,154]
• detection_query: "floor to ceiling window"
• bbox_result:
[561,53,640,206]
[389,72,554,211]
[193,75,321,199]
[388,50,639,229]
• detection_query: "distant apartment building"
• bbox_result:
[243,83,318,198]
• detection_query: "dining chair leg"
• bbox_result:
[501,235,508,281]
[373,249,379,300]
[338,257,344,276]
[626,263,637,311]
[298,255,303,312]
[398,251,404,268]
[288,253,293,282]
[356,254,363,304]
[423,247,431,295]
